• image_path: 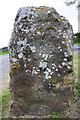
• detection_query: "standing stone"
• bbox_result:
[9,6,74,117]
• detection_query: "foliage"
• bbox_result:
[73,32,80,44]
[65,0,80,8]
[65,0,80,6]
[74,32,80,37]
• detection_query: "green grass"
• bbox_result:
[74,43,80,45]
[0,89,10,118]
[73,53,80,97]
[44,112,66,118]
[0,51,9,55]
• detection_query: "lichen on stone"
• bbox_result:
[9,6,74,116]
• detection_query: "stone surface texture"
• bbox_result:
[9,6,74,117]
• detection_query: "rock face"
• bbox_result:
[9,6,74,117]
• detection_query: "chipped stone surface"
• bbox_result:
[9,6,74,117]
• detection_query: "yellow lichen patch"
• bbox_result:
[63,76,72,83]
[36,27,45,33]
[47,25,54,28]
[10,60,14,64]
[64,79,70,83]
[61,82,67,86]
[67,84,72,90]
[44,17,54,22]
[52,86,58,90]
[10,67,13,73]
[36,9,41,11]
[59,20,65,23]
[53,49,59,53]
[16,64,20,68]
[49,76,57,83]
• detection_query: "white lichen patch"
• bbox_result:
[39,61,47,69]
[59,49,62,52]
[18,23,23,29]
[58,46,61,49]
[18,53,23,59]
[42,54,48,60]
[49,54,53,58]
[21,28,29,33]
[64,54,68,57]
[17,40,27,46]
[28,58,31,61]
[58,65,62,68]
[24,64,26,67]
[52,66,55,69]
[29,46,36,53]
[47,68,51,73]
[64,52,68,57]
[56,83,60,88]
[52,63,56,67]
[48,11,51,14]
[64,52,67,55]
[55,68,58,71]
[26,70,29,73]
[50,72,53,75]
[58,73,61,77]
[32,67,38,75]
[48,83,51,86]
[37,31,41,35]
[44,71,51,79]
[62,62,66,66]
[69,40,71,43]
[64,58,67,61]
[67,66,71,69]
[58,30,62,32]
[62,41,65,44]
[63,71,65,73]
[11,58,18,62]
[63,35,66,38]
[39,52,42,56]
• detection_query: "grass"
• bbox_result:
[73,53,80,97]
[0,89,10,118]
[74,43,80,45]
[44,112,66,118]
[0,51,9,55]
[0,53,79,118]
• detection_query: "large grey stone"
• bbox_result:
[9,6,74,117]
